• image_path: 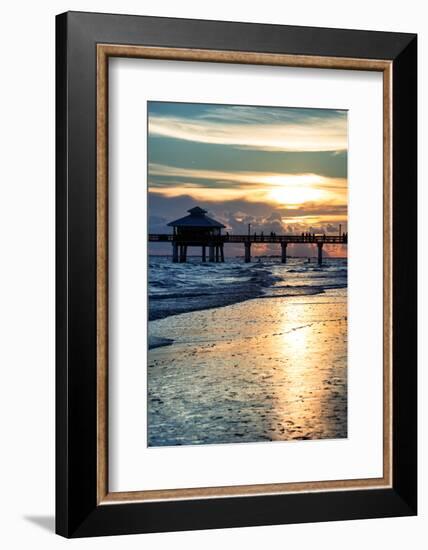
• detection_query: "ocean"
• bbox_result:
[148,256,347,323]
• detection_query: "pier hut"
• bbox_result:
[167,206,226,263]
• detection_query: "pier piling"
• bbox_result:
[317,242,323,266]
[281,242,288,264]
[244,242,251,263]
[209,245,215,262]
[179,245,188,263]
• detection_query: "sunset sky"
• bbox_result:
[148,102,348,257]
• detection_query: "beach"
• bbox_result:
[148,258,347,446]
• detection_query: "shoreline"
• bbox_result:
[148,285,265,322]
[148,335,174,350]
[149,277,346,323]
[148,263,272,321]
[147,285,344,348]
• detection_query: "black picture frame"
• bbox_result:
[56,11,417,538]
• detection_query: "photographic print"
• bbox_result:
[57,14,417,536]
[147,101,348,447]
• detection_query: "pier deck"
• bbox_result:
[149,234,347,244]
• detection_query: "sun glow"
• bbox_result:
[263,174,326,187]
[149,163,346,210]
[267,186,325,206]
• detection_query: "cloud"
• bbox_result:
[149,163,347,190]
[149,163,345,188]
[148,193,346,235]
[277,203,347,217]
[148,105,347,152]
[149,163,347,207]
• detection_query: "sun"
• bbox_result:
[262,174,327,206]
[267,186,324,206]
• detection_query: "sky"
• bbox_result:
[148,101,348,257]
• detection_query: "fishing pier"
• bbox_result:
[149,206,347,265]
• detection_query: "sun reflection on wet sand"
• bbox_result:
[267,299,347,441]
[148,291,347,446]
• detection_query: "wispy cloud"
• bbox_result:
[149,163,346,189]
[148,105,347,152]
[149,163,347,207]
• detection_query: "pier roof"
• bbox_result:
[167,206,226,228]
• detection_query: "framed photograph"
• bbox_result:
[56,11,417,537]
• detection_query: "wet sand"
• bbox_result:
[148,290,347,446]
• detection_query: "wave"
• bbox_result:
[149,256,347,321]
